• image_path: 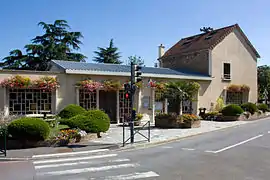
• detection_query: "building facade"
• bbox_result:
[0,24,259,124]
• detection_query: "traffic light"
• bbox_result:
[131,63,142,83]
[125,92,130,99]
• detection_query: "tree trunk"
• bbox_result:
[97,132,101,138]
[179,100,183,115]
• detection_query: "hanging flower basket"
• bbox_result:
[102,80,121,91]
[227,84,250,93]
[0,75,59,91]
[0,75,31,89]
[150,81,168,91]
[76,79,102,92]
[32,76,59,92]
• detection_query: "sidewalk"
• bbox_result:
[92,120,252,146]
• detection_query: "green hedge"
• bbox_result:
[241,102,258,115]
[66,110,110,133]
[8,117,50,141]
[58,104,86,119]
[221,104,244,116]
[257,104,268,113]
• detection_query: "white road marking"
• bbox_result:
[103,171,160,180]
[207,134,264,154]
[35,158,130,169]
[37,163,139,176]
[182,148,195,151]
[268,131,270,134]
[204,150,216,153]
[33,154,117,164]
[32,149,109,158]
[161,146,173,149]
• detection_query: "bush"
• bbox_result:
[8,118,50,141]
[67,110,110,133]
[221,104,244,116]
[58,104,86,119]
[257,104,268,113]
[241,102,258,115]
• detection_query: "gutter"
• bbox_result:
[65,69,212,81]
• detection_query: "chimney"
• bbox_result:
[157,44,165,67]
[158,44,165,58]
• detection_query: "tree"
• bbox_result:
[258,65,270,101]
[164,81,200,115]
[1,20,86,71]
[93,39,122,64]
[127,55,144,66]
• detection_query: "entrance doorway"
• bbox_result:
[99,90,117,123]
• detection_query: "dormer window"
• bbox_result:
[223,63,231,80]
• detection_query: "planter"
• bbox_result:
[155,117,180,128]
[181,120,201,128]
[220,115,244,121]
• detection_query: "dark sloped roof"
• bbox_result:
[161,24,260,58]
[51,60,210,78]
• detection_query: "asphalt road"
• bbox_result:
[6,118,270,180]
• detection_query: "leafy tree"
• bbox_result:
[93,39,122,64]
[127,55,144,66]
[164,81,200,115]
[258,65,270,100]
[1,20,86,71]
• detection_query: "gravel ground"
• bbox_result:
[92,120,251,145]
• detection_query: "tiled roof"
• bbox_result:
[51,60,210,78]
[161,24,260,58]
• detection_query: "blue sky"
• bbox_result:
[0,0,269,67]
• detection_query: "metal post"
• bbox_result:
[123,122,125,147]
[148,121,150,142]
[130,62,135,144]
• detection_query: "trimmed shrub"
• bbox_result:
[241,102,258,115]
[58,104,86,119]
[83,110,110,133]
[67,110,110,133]
[221,104,244,116]
[257,104,268,113]
[8,118,50,141]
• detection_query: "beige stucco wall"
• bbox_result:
[198,30,258,110]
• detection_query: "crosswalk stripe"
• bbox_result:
[35,158,130,169]
[36,163,139,176]
[104,171,160,180]
[33,154,117,164]
[32,149,109,158]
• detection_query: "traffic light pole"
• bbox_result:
[130,62,135,144]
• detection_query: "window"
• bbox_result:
[79,90,97,110]
[226,92,244,105]
[223,63,231,80]
[9,89,52,115]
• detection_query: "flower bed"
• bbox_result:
[50,129,83,146]
[0,75,59,91]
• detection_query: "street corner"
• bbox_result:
[0,160,36,180]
